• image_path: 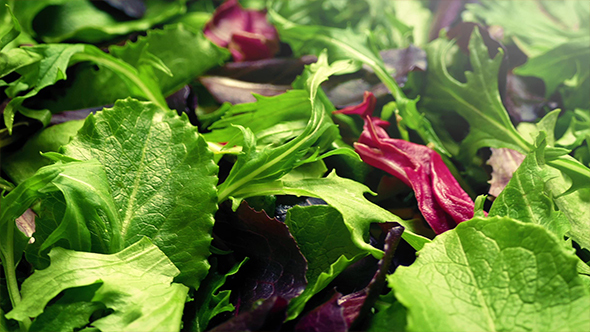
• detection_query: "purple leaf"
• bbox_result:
[428,0,464,42]
[210,296,288,332]
[339,225,404,329]
[204,0,279,62]
[294,292,347,332]
[214,202,307,310]
[487,147,526,197]
[335,92,474,234]
[50,107,102,125]
[374,46,427,87]
[504,72,553,123]
[199,76,290,104]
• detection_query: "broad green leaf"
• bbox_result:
[514,37,590,98]
[285,205,366,319]
[2,43,167,132]
[268,8,450,157]
[0,160,119,266]
[109,23,229,97]
[367,297,407,332]
[228,170,431,256]
[422,28,531,159]
[2,120,83,185]
[61,98,218,288]
[0,47,42,78]
[12,0,186,43]
[489,138,570,240]
[389,216,590,332]
[203,90,311,146]
[6,237,189,332]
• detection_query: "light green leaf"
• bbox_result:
[269,8,450,157]
[229,170,430,256]
[514,37,590,98]
[13,0,186,43]
[6,237,189,332]
[216,52,349,204]
[389,216,590,332]
[422,28,531,159]
[61,98,218,288]
[489,138,570,240]
[2,120,84,185]
[0,4,20,50]
[109,23,229,96]
[285,205,366,319]
[465,0,588,57]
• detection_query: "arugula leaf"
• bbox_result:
[2,43,167,132]
[489,137,570,240]
[388,216,590,332]
[285,205,366,319]
[6,237,189,332]
[61,98,218,288]
[109,23,230,97]
[514,37,590,100]
[422,28,531,159]
[12,0,186,43]
[268,7,450,157]
[227,170,430,255]
[216,52,354,204]
[0,3,20,50]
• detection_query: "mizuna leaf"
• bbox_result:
[269,8,450,157]
[422,27,532,159]
[6,237,189,332]
[61,98,218,288]
[227,170,430,256]
[388,216,590,332]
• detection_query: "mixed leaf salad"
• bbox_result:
[1,0,589,331]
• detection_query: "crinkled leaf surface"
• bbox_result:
[489,143,570,240]
[388,216,590,332]
[422,28,531,159]
[61,98,218,287]
[285,205,365,319]
[6,237,189,332]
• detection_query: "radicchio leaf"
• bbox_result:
[487,147,526,197]
[214,202,307,311]
[335,92,474,234]
[204,0,279,62]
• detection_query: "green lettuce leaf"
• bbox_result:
[422,27,531,159]
[489,136,570,240]
[388,216,590,332]
[285,205,366,319]
[12,0,186,43]
[6,237,189,332]
[61,98,218,288]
